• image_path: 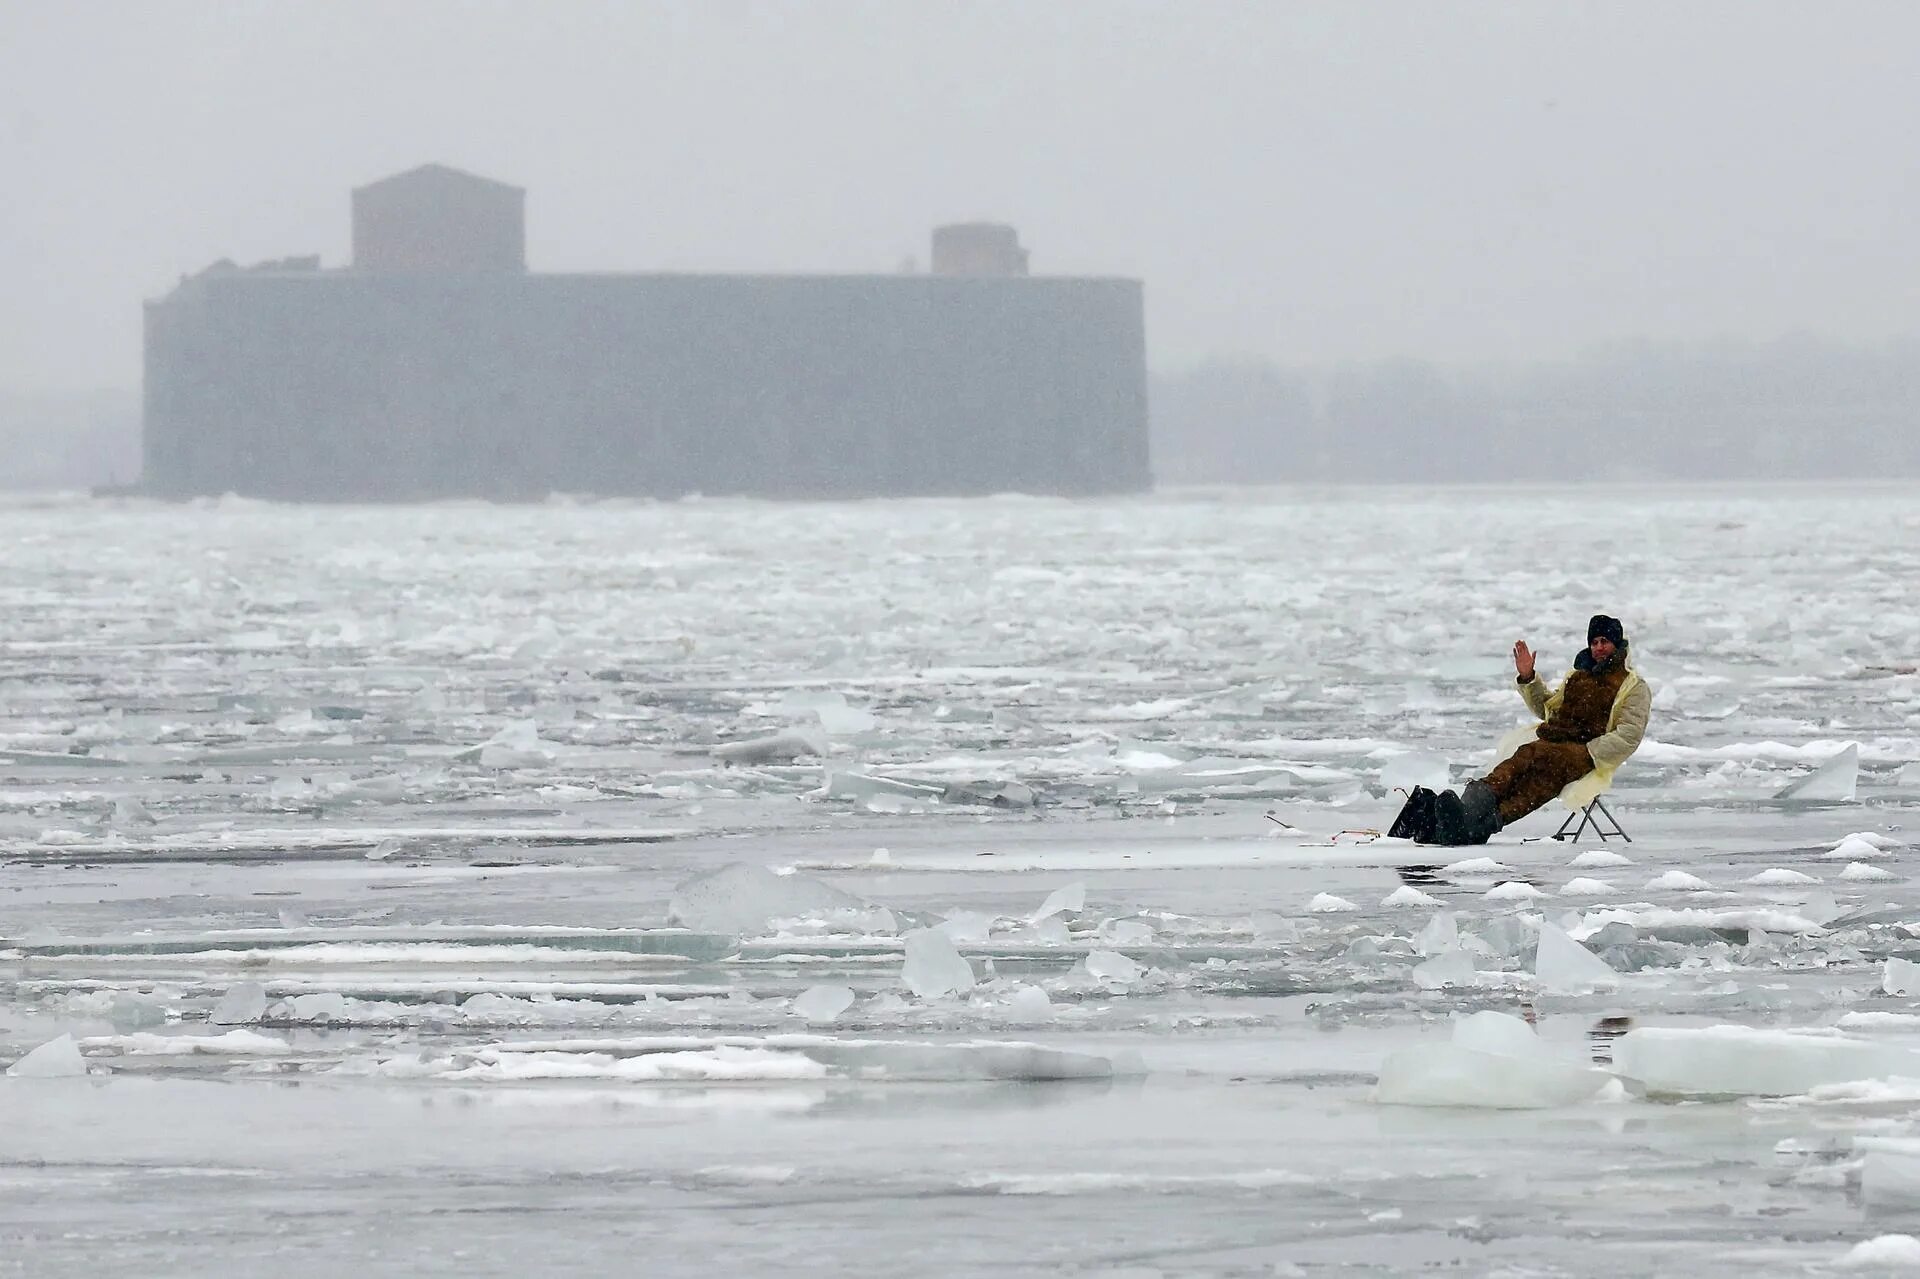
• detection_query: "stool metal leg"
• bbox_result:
[1552,797,1631,843]
[1589,796,1631,842]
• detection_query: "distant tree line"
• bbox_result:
[1151,336,1920,483]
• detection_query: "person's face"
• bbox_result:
[1589,635,1617,663]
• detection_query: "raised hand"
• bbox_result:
[1513,640,1536,681]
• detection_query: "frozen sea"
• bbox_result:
[3,483,1920,1277]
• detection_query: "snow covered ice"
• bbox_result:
[3,485,1920,1274]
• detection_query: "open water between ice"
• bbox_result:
[3,484,1920,1276]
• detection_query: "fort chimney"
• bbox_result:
[930,223,1029,277]
[351,163,526,273]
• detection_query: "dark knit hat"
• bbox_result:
[1587,614,1626,646]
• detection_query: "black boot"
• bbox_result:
[1458,780,1503,845]
[1388,786,1439,842]
[1431,789,1470,845]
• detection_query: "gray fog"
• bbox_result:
[4,1,1918,395]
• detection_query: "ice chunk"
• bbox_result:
[791,985,854,1024]
[267,774,314,803]
[211,981,268,1026]
[1085,950,1143,985]
[1532,921,1619,991]
[1411,949,1478,989]
[1836,1235,1920,1269]
[111,796,157,828]
[1861,1140,1920,1208]
[815,702,877,735]
[1570,849,1633,868]
[1098,918,1155,945]
[1379,751,1450,795]
[1307,893,1358,913]
[1800,890,1845,925]
[1031,883,1087,922]
[1614,1025,1920,1098]
[1774,743,1859,803]
[1414,910,1459,956]
[714,728,828,765]
[1441,857,1510,876]
[937,911,995,943]
[1475,915,1535,957]
[1375,1011,1610,1108]
[7,1033,87,1078]
[365,837,402,861]
[811,771,941,805]
[943,780,1036,808]
[1027,917,1070,945]
[901,928,976,999]
[1381,885,1441,908]
[1746,868,1820,885]
[1644,870,1712,891]
[669,862,869,936]
[467,719,557,769]
[1561,877,1615,896]
[1825,832,1902,860]
[1887,958,1920,997]
[279,993,353,1024]
[1001,985,1054,1021]
[107,993,168,1031]
[1843,862,1898,882]
[1486,881,1549,902]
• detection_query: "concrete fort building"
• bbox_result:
[142,164,1150,500]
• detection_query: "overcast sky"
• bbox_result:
[2,1,1916,393]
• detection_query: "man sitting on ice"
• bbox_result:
[1392,614,1652,845]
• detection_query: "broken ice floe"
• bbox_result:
[6,1033,89,1078]
[1084,949,1144,986]
[1568,905,1827,939]
[790,985,855,1024]
[668,862,875,938]
[454,719,565,769]
[1414,911,1459,956]
[1410,949,1479,990]
[344,1035,1115,1084]
[1531,921,1619,992]
[81,1029,291,1057]
[1885,958,1920,997]
[1560,877,1615,897]
[713,728,829,765]
[1030,883,1087,922]
[900,928,976,999]
[211,981,268,1026]
[1375,1011,1612,1108]
[1613,1025,1920,1098]
[1773,742,1859,802]
[1857,1139,1920,1210]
